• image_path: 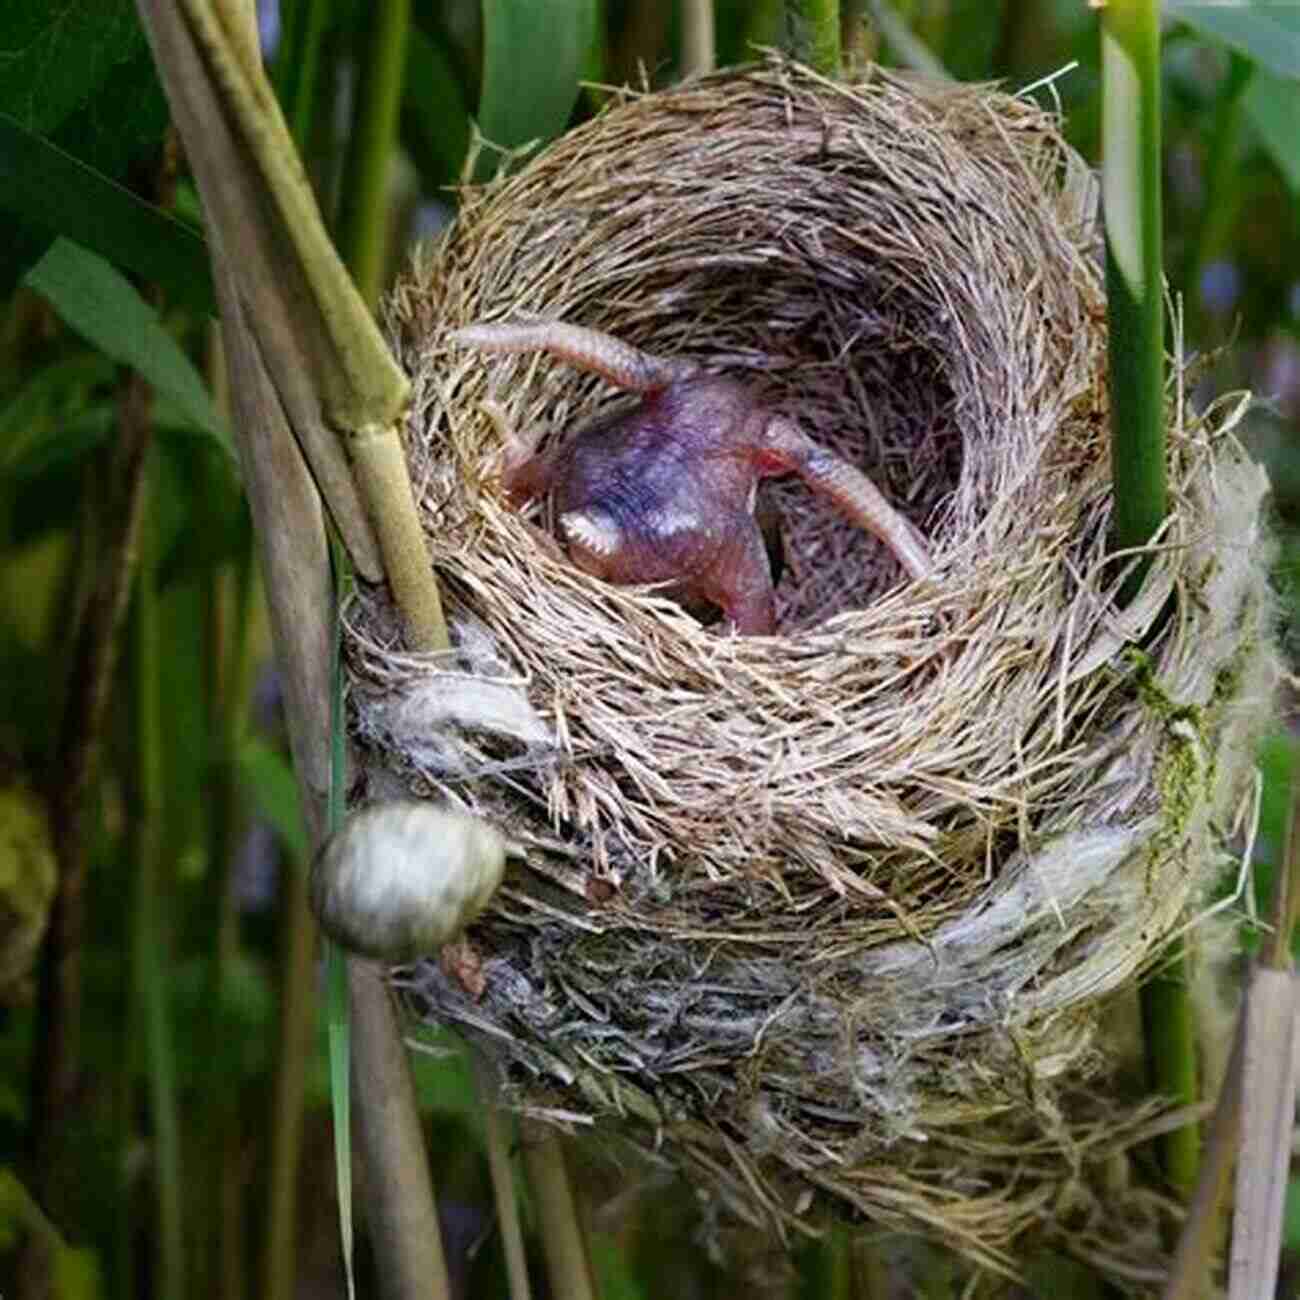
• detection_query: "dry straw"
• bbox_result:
[347,57,1275,1279]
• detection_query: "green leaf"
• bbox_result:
[1244,70,1300,195]
[408,1029,479,1117]
[591,1234,649,1300]
[0,354,115,473]
[0,114,213,315]
[1164,2,1300,81]
[476,0,597,176]
[235,736,310,865]
[24,239,230,457]
[0,0,147,134]
[403,26,472,190]
[1284,1174,1300,1247]
[326,942,355,1300]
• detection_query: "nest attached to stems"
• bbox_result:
[347,58,1276,1281]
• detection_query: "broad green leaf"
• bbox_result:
[1164,2,1300,82]
[0,354,115,472]
[403,26,472,190]
[1285,1174,1300,1247]
[476,0,597,177]
[0,0,147,134]
[0,114,213,315]
[5,409,113,486]
[236,735,310,865]
[50,46,168,183]
[274,0,330,148]
[941,0,1005,80]
[1244,70,1300,195]
[24,239,230,458]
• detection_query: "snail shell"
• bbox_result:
[310,801,506,962]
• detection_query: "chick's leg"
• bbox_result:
[758,416,931,582]
[701,518,777,636]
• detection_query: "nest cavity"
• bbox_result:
[350,58,1275,1279]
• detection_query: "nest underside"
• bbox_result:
[347,58,1277,1279]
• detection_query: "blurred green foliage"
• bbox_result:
[1,2,1298,1297]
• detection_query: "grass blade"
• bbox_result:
[24,238,232,458]
[0,112,213,313]
[327,539,355,1300]
[476,0,596,177]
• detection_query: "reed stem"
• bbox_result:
[1102,0,1199,1207]
[130,446,185,1300]
[336,0,410,309]
[790,0,842,77]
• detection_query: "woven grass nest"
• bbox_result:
[347,57,1276,1278]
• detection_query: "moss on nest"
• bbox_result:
[346,57,1276,1282]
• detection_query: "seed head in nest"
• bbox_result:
[348,58,1276,1278]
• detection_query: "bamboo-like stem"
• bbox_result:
[113,939,142,1299]
[130,444,185,1300]
[274,0,329,149]
[520,1126,597,1300]
[1166,770,1300,1299]
[336,0,409,308]
[210,548,255,1300]
[790,0,842,77]
[865,0,951,80]
[27,300,155,1188]
[1139,946,1200,1202]
[349,960,453,1300]
[1162,1009,1244,1300]
[1102,0,1166,569]
[1101,0,1196,1206]
[840,0,874,73]
[134,9,455,1298]
[1263,766,1300,972]
[474,1057,533,1300]
[681,0,716,77]
[135,15,444,1298]
[172,0,447,647]
[263,846,319,1300]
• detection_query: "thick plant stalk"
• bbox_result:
[1162,1011,1244,1300]
[1100,0,1196,1206]
[681,0,716,76]
[336,0,410,308]
[1164,777,1300,1299]
[133,7,451,1297]
[170,0,450,652]
[129,451,185,1300]
[262,848,318,1300]
[350,961,453,1299]
[790,0,841,76]
[209,549,256,1300]
[1102,0,1166,567]
[273,0,329,150]
[28,293,154,1188]
[475,1057,533,1300]
[521,1126,597,1300]
[865,0,950,80]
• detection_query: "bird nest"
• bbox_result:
[346,58,1275,1281]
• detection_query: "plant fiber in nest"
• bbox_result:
[348,59,1275,1277]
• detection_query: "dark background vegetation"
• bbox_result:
[1,2,1298,1297]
